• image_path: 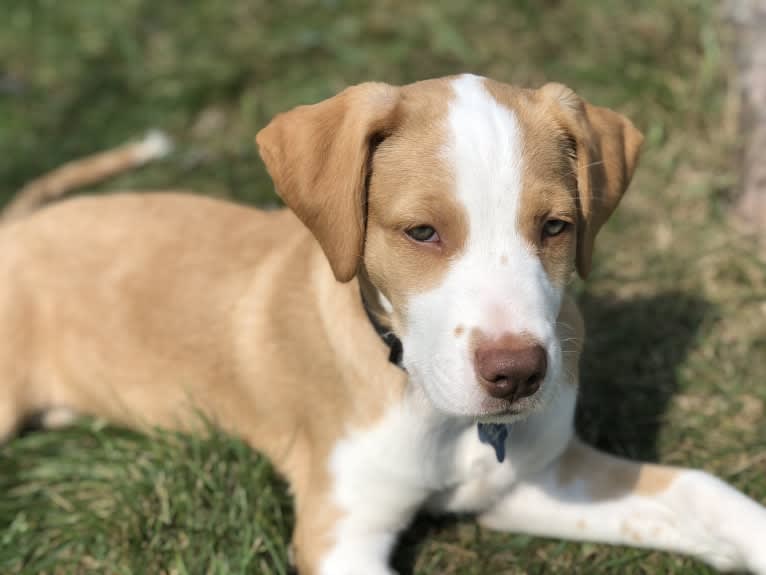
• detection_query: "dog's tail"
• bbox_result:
[1,130,173,223]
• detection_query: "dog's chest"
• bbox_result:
[326,384,576,519]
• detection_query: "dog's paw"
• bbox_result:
[744,550,766,575]
[713,519,766,574]
[733,506,766,574]
[319,548,397,575]
[320,562,396,575]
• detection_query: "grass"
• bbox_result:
[1,423,292,575]
[1,0,765,573]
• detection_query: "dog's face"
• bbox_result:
[257,74,642,420]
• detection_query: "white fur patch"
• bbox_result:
[320,388,467,574]
[400,74,564,418]
[321,366,579,573]
[479,465,766,572]
[135,130,173,163]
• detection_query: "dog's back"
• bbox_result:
[1,186,333,432]
[0,133,324,445]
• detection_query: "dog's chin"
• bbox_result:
[475,411,525,424]
[424,388,545,423]
[474,398,535,424]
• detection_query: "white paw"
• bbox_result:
[668,471,766,574]
[320,561,395,575]
[734,508,766,574]
[745,551,766,575]
[319,548,397,575]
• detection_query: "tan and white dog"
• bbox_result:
[1,75,765,574]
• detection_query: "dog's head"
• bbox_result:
[257,75,642,421]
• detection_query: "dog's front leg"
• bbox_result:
[478,437,766,573]
[296,506,411,575]
[291,478,420,575]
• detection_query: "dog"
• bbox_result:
[1,75,765,575]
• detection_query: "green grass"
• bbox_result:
[1,423,292,575]
[1,0,765,573]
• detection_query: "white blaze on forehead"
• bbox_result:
[439,74,559,335]
[446,74,524,243]
[398,74,564,417]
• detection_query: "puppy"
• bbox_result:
[2,75,765,575]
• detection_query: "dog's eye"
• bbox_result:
[406,225,439,243]
[543,219,568,238]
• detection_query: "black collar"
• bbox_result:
[361,291,404,368]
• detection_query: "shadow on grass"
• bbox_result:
[393,291,712,574]
[575,291,712,461]
[391,513,459,574]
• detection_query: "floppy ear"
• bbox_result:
[256,83,400,282]
[541,83,644,279]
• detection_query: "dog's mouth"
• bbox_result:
[411,358,552,422]
[474,391,544,422]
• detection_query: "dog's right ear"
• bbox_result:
[256,83,400,283]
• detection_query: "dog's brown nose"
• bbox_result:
[475,339,547,401]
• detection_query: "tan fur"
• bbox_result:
[0,194,407,572]
[557,438,678,500]
[2,132,170,222]
[363,79,470,334]
[620,521,644,543]
[540,83,643,279]
[485,79,643,282]
[256,83,400,283]
[484,80,579,286]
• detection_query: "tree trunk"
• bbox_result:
[730,0,766,236]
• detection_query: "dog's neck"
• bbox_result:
[358,281,403,368]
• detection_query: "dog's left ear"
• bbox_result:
[256,83,400,282]
[540,83,644,279]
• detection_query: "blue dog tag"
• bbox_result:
[477,423,510,463]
